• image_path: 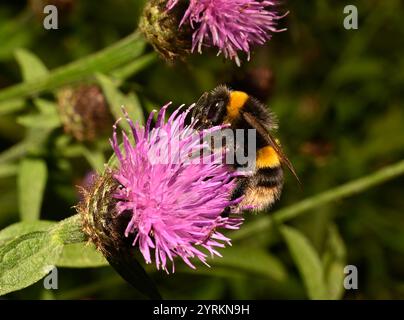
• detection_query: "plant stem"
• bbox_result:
[111,52,157,81]
[0,31,146,104]
[233,159,404,241]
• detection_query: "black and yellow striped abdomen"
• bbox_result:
[234,146,284,211]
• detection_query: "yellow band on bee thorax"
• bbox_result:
[256,146,281,169]
[226,91,249,120]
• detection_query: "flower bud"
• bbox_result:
[79,171,128,257]
[57,85,113,142]
[78,171,162,299]
[139,0,192,62]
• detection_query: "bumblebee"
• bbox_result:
[192,85,299,212]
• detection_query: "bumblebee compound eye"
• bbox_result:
[207,100,227,125]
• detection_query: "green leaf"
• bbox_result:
[0,163,18,179]
[18,98,61,130]
[125,92,144,125]
[0,215,87,296]
[49,214,86,245]
[54,217,158,299]
[0,99,25,116]
[0,220,55,245]
[17,113,61,130]
[0,215,160,298]
[0,32,146,103]
[206,246,287,281]
[280,225,328,299]
[57,243,108,268]
[18,159,48,221]
[0,231,63,296]
[322,224,347,300]
[96,73,144,130]
[14,49,49,82]
[33,98,59,115]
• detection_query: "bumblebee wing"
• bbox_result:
[241,110,301,185]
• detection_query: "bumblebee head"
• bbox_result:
[193,85,231,127]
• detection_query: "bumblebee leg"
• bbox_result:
[221,206,231,218]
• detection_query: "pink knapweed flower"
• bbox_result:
[167,0,286,65]
[111,104,243,273]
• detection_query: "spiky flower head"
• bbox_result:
[140,0,285,65]
[166,0,286,65]
[81,104,243,273]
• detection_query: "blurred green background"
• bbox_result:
[0,0,403,299]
